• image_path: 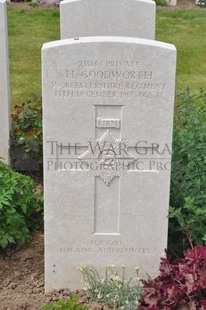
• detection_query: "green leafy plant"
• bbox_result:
[43,295,88,310]
[197,0,206,7]
[10,94,43,172]
[28,1,39,7]
[79,264,142,310]
[154,0,168,6]
[0,160,42,250]
[169,89,206,258]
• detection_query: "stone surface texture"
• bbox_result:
[60,0,156,39]
[0,0,10,164]
[42,36,176,292]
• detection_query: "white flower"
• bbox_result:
[111,275,121,282]
[84,286,91,290]
[106,264,115,269]
[77,265,86,271]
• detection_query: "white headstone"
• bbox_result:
[42,36,176,292]
[0,0,10,164]
[60,0,156,40]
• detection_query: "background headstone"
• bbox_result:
[43,36,176,292]
[60,0,156,40]
[169,0,177,5]
[0,0,10,164]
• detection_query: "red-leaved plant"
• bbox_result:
[139,244,206,310]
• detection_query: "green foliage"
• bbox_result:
[0,161,42,250]
[197,0,206,7]
[169,89,206,258]
[28,1,39,7]
[79,265,142,310]
[11,95,43,172]
[43,295,88,310]
[154,0,168,6]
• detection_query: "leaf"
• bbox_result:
[0,236,9,248]
[184,245,206,260]
[0,159,40,250]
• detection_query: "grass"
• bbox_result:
[156,9,206,91]
[7,6,206,105]
[8,7,60,106]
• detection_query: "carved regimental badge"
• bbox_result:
[79,130,135,185]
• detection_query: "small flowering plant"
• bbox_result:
[139,245,206,310]
[78,264,142,310]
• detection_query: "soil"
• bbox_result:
[0,232,45,310]
[0,231,109,310]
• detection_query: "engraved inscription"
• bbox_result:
[78,60,141,68]
[60,247,152,254]
[48,58,167,100]
[96,118,120,129]
[67,69,153,80]
[59,240,152,255]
